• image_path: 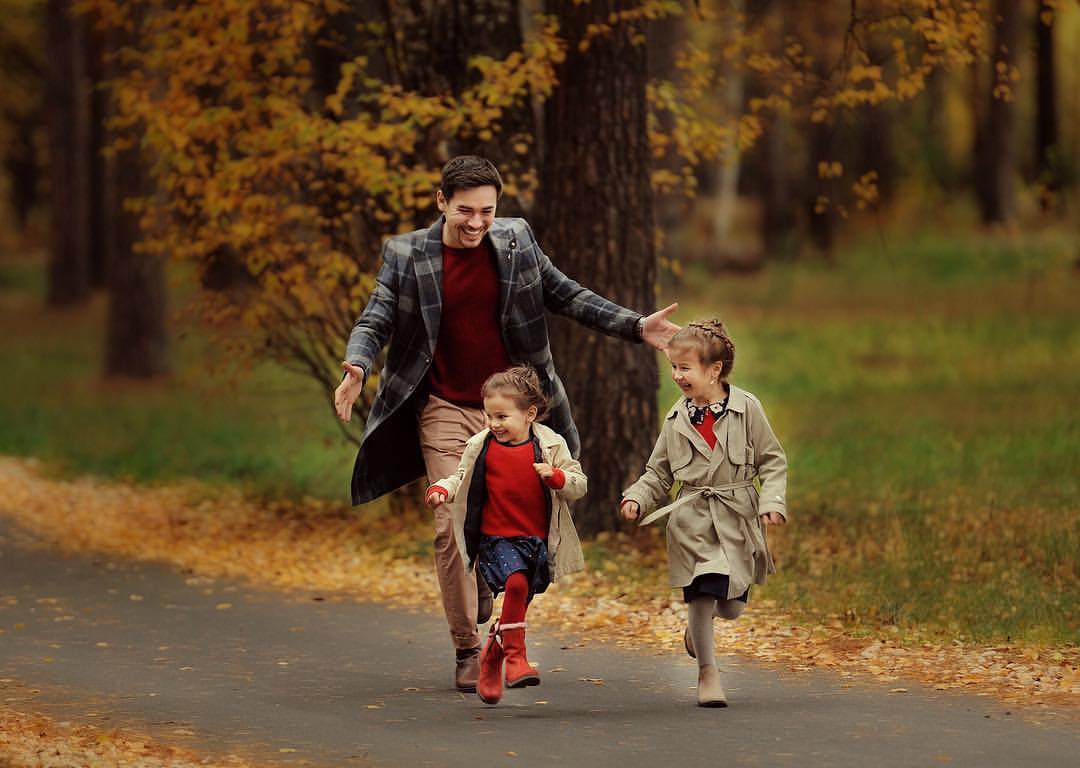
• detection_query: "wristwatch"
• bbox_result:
[636,316,646,340]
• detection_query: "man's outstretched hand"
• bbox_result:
[642,302,681,350]
[334,361,365,423]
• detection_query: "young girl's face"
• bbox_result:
[667,345,724,404]
[484,392,537,444]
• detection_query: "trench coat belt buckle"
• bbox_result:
[638,480,756,527]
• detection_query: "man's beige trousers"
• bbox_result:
[417,394,488,651]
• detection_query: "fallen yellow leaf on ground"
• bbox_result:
[0,705,274,768]
[0,457,1075,717]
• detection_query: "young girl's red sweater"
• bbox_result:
[480,439,563,538]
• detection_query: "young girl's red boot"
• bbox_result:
[477,622,505,705]
[500,623,540,688]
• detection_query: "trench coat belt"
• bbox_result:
[638,480,756,527]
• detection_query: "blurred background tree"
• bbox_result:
[1,0,1078,532]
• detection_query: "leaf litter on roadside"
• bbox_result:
[0,704,274,768]
[0,456,1075,725]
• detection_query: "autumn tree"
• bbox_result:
[648,1,989,260]
[80,0,562,417]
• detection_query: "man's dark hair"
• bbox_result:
[439,155,503,201]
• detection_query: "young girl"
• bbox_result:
[620,319,787,708]
[426,366,587,705]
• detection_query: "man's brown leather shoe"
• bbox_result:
[477,586,494,625]
[455,647,481,692]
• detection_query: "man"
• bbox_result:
[334,155,678,691]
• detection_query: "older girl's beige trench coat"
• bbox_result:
[434,422,587,582]
[622,385,787,599]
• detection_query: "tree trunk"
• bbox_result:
[750,0,798,259]
[857,41,897,208]
[1034,0,1059,209]
[86,18,110,288]
[3,117,39,231]
[104,141,170,378]
[102,11,169,378]
[760,113,798,259]
[645,0,683,225]
[538,0,657,535]
[857,101,896,208]
[44,0,92,306]
[923,65,955,191]
[714,0,746,243]
[805,3,839,256]
[976,0,1020,224]
[807,119,836,255]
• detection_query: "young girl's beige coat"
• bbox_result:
[622,385,787,599]
[434,422,587,581]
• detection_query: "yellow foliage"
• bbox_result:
[853,170,881,210]
[63,0,1001,396]
[74,0,559,424]
[0,705,272,768]
[818,160,844,180]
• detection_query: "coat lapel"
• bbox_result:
[707,385,747,476]
[486,220,517,325]
[415,219,445,354]
[669,403,713,459]
[706,413,730,476]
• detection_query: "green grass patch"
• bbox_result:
[0,261,357,501]
[659,225,1080,645]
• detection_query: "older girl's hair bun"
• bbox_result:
[669,318,735,379]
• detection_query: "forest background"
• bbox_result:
[0,0,1077,649]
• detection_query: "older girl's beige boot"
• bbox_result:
[696,664,727,707]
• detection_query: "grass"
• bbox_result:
[0,256,357,501]
[2,221,1077,645]
[659,224,1079,645]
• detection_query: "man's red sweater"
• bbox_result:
[426,242,512,407]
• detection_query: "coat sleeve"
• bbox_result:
[344,239,401,377]
[434,436,484,502]
[548,437,588,502]
[748,398,787,520]
[621,426,676,512]
[524,220,642,341]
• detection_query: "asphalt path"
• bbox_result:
[0,518,1076,767]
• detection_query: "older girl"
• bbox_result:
[620,319,787,707]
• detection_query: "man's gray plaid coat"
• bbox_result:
[345,216,643,505]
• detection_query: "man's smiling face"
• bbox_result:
[437,185,497,249]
